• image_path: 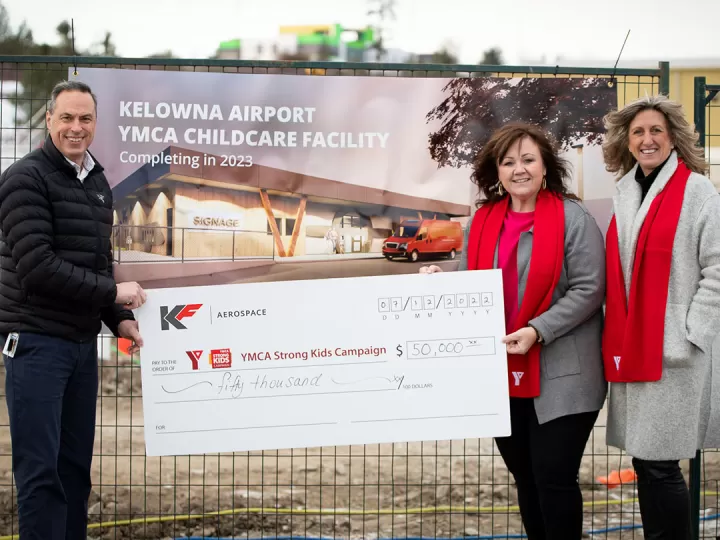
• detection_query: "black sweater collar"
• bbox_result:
[635,154,671,202]
[41,134,103,175]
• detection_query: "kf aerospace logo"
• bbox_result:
[160,304,203,330]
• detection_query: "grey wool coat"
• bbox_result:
[606,151,720,461]
[458,197,608,424]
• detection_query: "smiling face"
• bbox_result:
[45,89,96,166]
[497,136,546,210]
[628,109,673,175]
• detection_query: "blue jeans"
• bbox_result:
[3,332,98,540]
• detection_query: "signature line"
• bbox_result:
[155,388,395,404]
[351,414,498,424]
[161,381,213,394]
[158,421,337,435]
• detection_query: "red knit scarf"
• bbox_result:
[602,160,690,382]
[467,190,565,397]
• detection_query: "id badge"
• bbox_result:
[3,333,19,358]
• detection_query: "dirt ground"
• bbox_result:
[0,348,718,540]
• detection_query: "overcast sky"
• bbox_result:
[2,0,718,65]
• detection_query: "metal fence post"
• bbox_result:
[690,75,707,540]
[659,61,670,96]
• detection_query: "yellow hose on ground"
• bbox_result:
[0,491,716,540]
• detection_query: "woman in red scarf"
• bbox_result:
[421,123,607,539]
[601,95,720,539]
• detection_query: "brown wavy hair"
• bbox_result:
[602,94,708,177]
[470,122,577,207]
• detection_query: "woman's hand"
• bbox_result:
[419,265,443,274]
[502,327,539,355]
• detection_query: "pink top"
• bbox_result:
[497,209,535,331]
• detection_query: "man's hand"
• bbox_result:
[502,327,539,355]
[118,320,143,355]
[116,281,146,309]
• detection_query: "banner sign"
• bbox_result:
[73,68,618,271]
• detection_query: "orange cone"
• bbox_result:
[117,338,132,355]
[597,468,637,488]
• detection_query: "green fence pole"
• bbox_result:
[690,76,706,540]
[659,61,670,96]
[694,77,706,139]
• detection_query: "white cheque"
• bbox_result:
[136,269,510,456]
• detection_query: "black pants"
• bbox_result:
[632,457,692,540]
[494,398,598,540]
[3,332,98,540]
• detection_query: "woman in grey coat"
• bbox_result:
[602,94,720,539]
[422,123,607,539]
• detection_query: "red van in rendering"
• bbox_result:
[382,219,463,262]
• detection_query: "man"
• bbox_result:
[0,80,146,539]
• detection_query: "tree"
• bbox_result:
[367,0,396,61]
[479,47,503,65]
[99,31,117,56]
[0,2,119,121]
[430,42,458,64]
[0,2,34,55]
[54,21,73,54]
[426,77,616,169]
[146,49,176,59]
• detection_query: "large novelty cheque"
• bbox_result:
[135,270,510,456]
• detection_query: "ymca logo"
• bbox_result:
[512,371,524,386]
[614,356,621,370]
[185,349,232,370]
[160,304,203,330]
[186,350,203,370]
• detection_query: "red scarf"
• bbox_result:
[602,160,690,382]
[467,190,565,397]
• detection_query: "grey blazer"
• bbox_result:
[458,198,607,424]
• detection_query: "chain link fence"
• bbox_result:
[2,56,716,540]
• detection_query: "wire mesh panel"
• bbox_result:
[2,56,711,540]
[706,84,720,189]
[694,79,720,540]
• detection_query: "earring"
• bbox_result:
[497,182,504,196]
[542,176,547,190]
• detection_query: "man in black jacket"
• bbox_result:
[0,80,147,539]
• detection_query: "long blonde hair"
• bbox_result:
[602,94,708,177]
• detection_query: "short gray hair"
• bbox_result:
[48,80,98,114]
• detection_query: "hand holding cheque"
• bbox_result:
[134,270,511,456]
[114,281,147,354]
[419,265,537,355]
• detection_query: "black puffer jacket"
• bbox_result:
[0,136,134,342]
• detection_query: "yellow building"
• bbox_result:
[664,59,720,115]
[665,59,720,189]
